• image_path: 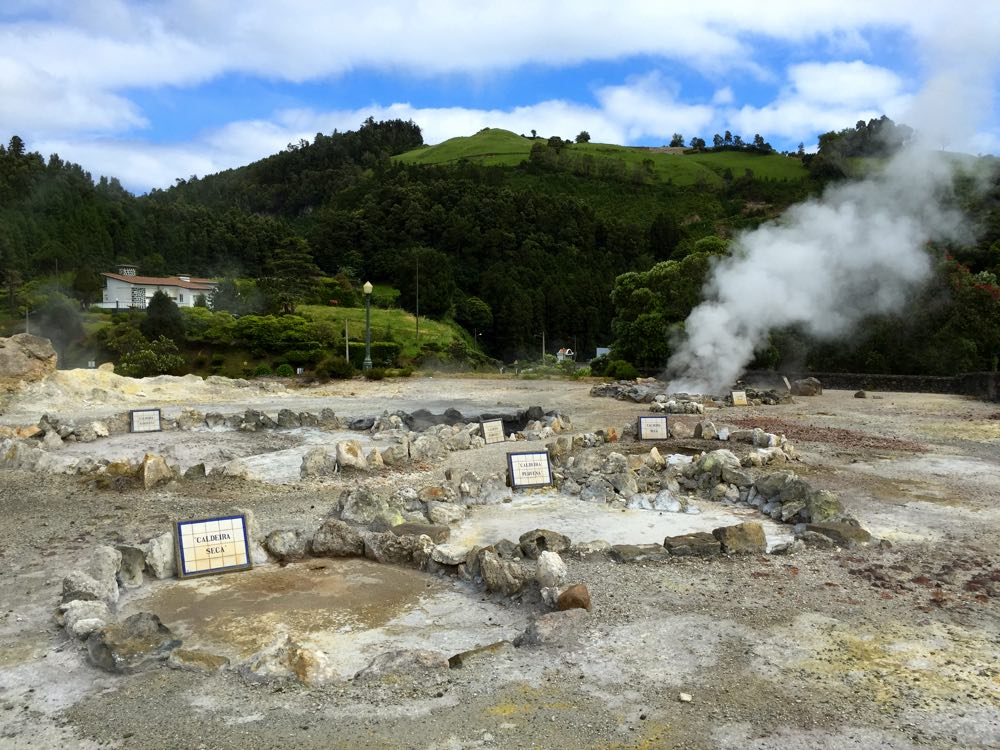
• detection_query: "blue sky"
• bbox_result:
[1,1,998,192]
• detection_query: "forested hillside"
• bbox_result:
[2,116,999,375]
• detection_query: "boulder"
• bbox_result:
[239,634,333,685]
[805,490,844,523]
[335,440,368,471]
[265,529,309,561]
[379,441,410,466]
[363,532,434,568]
[86,613,181,674]
[139,453,173,489]
[183,463,207,480]
[276,409,301,429]
[791,377,823,396]
[300,447,338,478]
[805,522,872,547]
[479,550,533,596]
[693,420,718,440]
[62,571,117,605]
[570,540,611,557]
[176,409,206,430]
[426,501,466,526]
[143,531,176,579]
[519,529,572,559]
[58,599,111,639]
[311,518,364,557]
[557,584,592,611]
[410,435,446,461]
[116,544,146,588]
[354,649,449,681]
[610,544,671,563]
[340,488,400,527]
[0,334,57,392]
[653,489,683,513]
[418,485,458,503]
[536,551,568,589]
[663,532,721,556]
[431,544,471,566]
[712,522,766,554]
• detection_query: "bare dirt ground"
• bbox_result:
[0,376,998,749]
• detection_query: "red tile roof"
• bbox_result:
[101,272,217,290]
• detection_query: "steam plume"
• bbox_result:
[665,147,972,394]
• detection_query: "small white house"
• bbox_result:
[98,265,217,309]
[556,347,575,363]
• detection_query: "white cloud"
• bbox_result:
[788,61,904,107]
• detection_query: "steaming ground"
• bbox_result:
[667,147,973,394]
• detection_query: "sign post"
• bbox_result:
[480,418,506,445]
[731,390,748,406]
[507,451,553,489]
[130,408,163,433]
[637,415,669,440]
[175,514,253,578]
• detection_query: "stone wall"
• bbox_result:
[744,370,1000,401]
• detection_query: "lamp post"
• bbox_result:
[362,281,373,371]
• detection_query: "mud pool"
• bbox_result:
[119,559,524,679]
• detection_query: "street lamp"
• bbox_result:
[362,281,373,371]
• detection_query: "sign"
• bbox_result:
[731,390,748,406]
[175,514,252,578]
[782,376,792,391]
[87,360,96,368]
[130,408,162,433]
[481,418,506,445]
[507,451,553,489]
[637,415,669,440]
[296,367,305,375]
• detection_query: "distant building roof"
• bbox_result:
[101,272,217,291]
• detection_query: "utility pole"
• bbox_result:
[344,319,349,360]
[541,329,545,361]
[415,253,420,343]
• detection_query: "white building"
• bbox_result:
[98,265,217,309]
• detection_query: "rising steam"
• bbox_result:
[665,144,977,395]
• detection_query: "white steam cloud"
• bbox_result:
[665,148,972,394]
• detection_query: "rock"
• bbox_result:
[354,649,449,681]
[805,522,872,547]
[143,531,176,579]
[363,532,434,568]
[557,584,592,611]
[781,500,807,523]
[418,485,458,503]
[653,489,683,512]
[62,571,117,605]
[265,529,309,561]
[796,530,836,549]
[410,435,446,461]
[609,544,671,563]
[519,529,572,559]
[805,490,844,523]
[239,634,333,685]
[663,532,722,556]
[536,551,567,589]
[366,448,384,469]
[311,518,364,557]
[693,420,718,440]
[116,544,146,588]
[570,540,611,557]
[86,613,181,674]
[580,477,617,504]
[432,544,471,566]
[250,541,272,565]
[600,452,628,474]
[167,649,230,674]
[335,440,368,471]
[90,545,122,584]
[647,446,666,470]
[426,501,466,526]
[754,471,796,499]
[608,470,639,498]
[176,409,206,430]
[448,641,514,669]
[391,523,450,543]
[679,692,693,703]
[712,522,766,554]
[691,449,742,486]
[276,409,301,429]
[626,493,654,510]
[0,334,57,392]
[790,377,823,396]
[183,463,207,479]
[479,550,533,596]
[379,442,410,466]
[514,609,588,646]
[138,453,173,489]
[854,390,867,399]
[340,488,398,527]
[58,600,111,639]
[300,447,338,478]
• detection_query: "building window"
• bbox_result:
[131,287,146,309]
[179,294,184,303]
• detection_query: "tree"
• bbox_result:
[712,133,723,148]
[669,133,685,147]
[575,131,591,144]
[395,246,456,319]
[260,236,322,313]
[724,130,733,145]
[733,134,744,148]
[141,290,185,343]
[797,142,806,156]
[456,295,493,334]
[530,129,537,139]
[71,268,103,306]
[117,335,186,378]
[689,136,706,150]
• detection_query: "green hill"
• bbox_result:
[396,128,808,185]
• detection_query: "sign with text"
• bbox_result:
[507,451,553,489]
[481,418,506,445]
[175,514,252,578]
[637,415,669,440]
[731,390,748,406]
[130,408,162,433]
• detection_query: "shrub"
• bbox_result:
[346,341,401,368]
[315,355,355,380]
[364,367,386,381]
[211,353,226,366]
[252,364,272,377]
[117,336,187,378]
[275,363,295,377]
[571,366,592,379]
[282,348,324,366]
[604,359,638,380]
[589,355,609,376]
[192,355,208,369]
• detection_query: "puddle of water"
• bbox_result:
[453,492,793,551]
[120,559,522,679]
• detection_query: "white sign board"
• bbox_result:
[731,390,748,406]
[175,514,252,578]
[782,376,792,391]
[637,415,669,440]
[507,451,553,489]
[481,418,506,445]
[130,408,162,433]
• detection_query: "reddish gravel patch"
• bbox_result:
[727,416,927,452]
